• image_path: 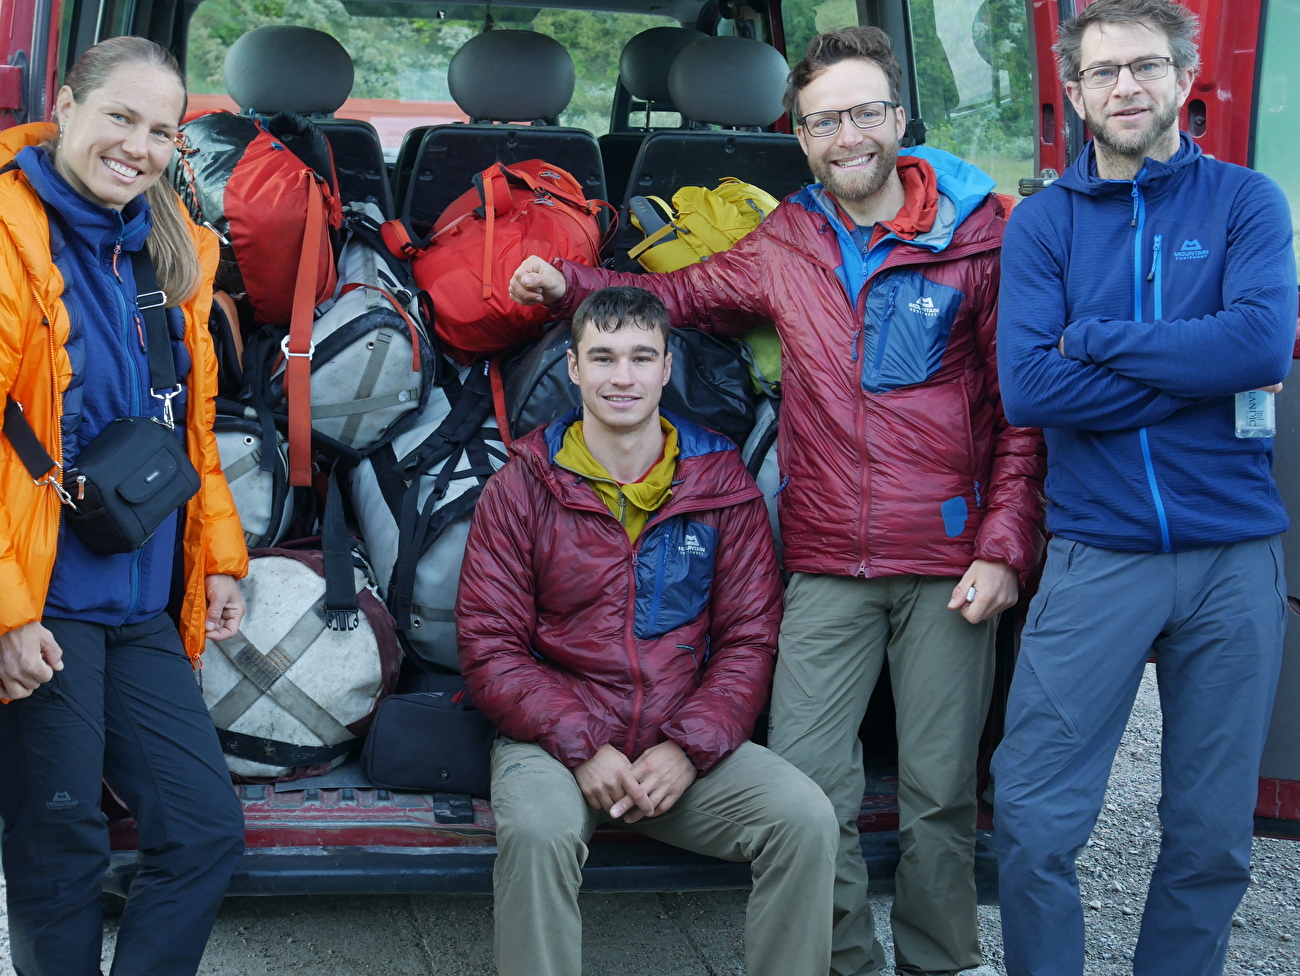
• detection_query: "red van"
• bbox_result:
[1,0,1296,901]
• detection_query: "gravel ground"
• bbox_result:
[2,663,1297,975]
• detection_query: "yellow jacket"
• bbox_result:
[0,123,247,660]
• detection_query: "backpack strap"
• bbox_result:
[320,466,360,632]
[284,169,331,487]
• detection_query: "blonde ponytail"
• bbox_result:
[145,182,202,307]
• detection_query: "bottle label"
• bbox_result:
[1235,390,1276,439]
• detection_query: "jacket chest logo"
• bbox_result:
[908,295,941,317]
[1174,238,1210,261]
[678,532,707,557]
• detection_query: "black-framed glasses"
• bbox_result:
[1078,56,1175,89]
[798,100,900,138]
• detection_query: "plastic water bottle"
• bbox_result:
[1235,390,1276,438]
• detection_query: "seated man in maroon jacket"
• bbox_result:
[456,287,837,976]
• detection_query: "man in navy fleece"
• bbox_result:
[993,1,1296,974]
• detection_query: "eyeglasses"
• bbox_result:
[1078,57,1175,90]
[798,101,900,138]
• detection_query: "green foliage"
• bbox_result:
[186,0,673,133]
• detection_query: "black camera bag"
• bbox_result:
[2,250,199,555]
[360,672,496,797]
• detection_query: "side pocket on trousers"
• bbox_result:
[1020,649,1081,741]
[774,653,820,704]
[1028,539,1080,632]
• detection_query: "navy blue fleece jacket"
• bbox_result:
[997,134,1296,553]
[17,146,190,624]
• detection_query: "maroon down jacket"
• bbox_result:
[553,190,1047,582]
[455,413,781,773]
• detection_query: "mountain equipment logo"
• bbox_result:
[1174,238,1210,261]
[679,532,707,557]
[908,296,941,317]
[46,791,78,811]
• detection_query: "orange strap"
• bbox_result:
[286,170,326,487]
[481,168,496,301]
[338,282,423,373]
[489,354,512,451]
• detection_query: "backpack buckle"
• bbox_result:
[280,335,316,360]
[137,289,168,311]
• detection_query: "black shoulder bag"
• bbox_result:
[3,250,200,555]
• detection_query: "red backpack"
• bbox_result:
[174,112,344,485]
[381,160,611,362]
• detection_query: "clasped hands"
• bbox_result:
[574,740,697,824]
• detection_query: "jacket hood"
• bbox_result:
[512,409,761,513]
[800,145,996,255]
[0,121,54,167]
[1056,131,1201,195]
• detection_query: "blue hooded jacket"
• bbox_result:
[997,134,1296,552]
[16,146,191,624]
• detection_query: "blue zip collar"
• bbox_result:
[16,145,153,258]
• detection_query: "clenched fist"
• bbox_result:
[509,255,567,306]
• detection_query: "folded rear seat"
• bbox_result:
[599,26,706,208]
[399,30,607,228]
[614,35,812,269]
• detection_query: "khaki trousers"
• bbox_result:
[490,738,838,976]
[768,573,997,976]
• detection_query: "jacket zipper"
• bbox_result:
[623,546,644,756]
[1130,180,1172,553]
[853,281,872,577]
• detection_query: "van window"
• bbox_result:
[1254,0,1300,282]
[781,0,858,66]
[186,0,676,158]
[910,0,1034,197]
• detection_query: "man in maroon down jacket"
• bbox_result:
[509,27,1046,976]
[457,287,838,976]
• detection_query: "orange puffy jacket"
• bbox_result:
[0,123,247,661]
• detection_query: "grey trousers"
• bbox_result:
[769,572,998,976]
[994,536,1287,976]
[490,737,838,976]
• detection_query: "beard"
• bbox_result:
[1086,96,1181,159]
[808,136,900,204]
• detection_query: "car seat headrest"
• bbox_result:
[669,36,789,127]
[619,27,708,105]
[224,26,355,115]
[448,31,576,122]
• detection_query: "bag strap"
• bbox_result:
[129,249,183,429]
[284,170,329,487]
[337,282,423,374]
[321,466,360,632]
[3,396,59,484]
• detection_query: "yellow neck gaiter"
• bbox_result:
[555,417,679,542]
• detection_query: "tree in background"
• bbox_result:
[187,0,672,134]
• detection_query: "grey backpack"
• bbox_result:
[251,204,434,461]
[351,360,508,670]
[742,396,782,558]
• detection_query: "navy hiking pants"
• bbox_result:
[993,536,1287,976]
[0,613,245,976]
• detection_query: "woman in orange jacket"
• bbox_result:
[0,37,250,976]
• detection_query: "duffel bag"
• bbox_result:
[202,538,402,781]
[742,396,782,557]
[361,672,495,797]
[381,160,611,362]
[351,360,508,671]
[499,321,758,446]
[240,205,434,478]
[213,401,296,548]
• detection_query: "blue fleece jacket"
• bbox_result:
[997,134,1296,552]
[17,146,191,624]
